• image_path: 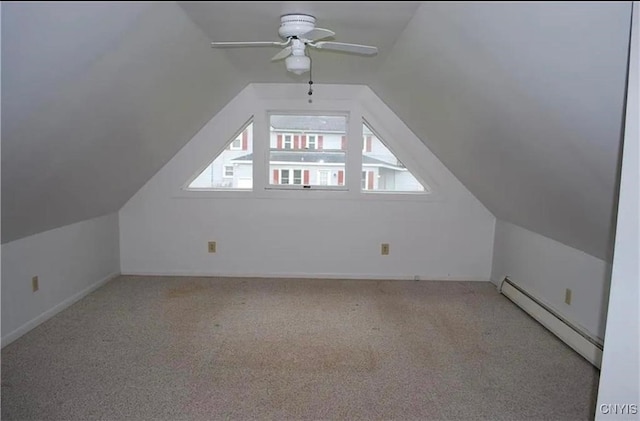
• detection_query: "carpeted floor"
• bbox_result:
[1,276,600,420]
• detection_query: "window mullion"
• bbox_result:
[252,107,268,193]
[346,107,363,194]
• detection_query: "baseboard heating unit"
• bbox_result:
[499,277,603,369]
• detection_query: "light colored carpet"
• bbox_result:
[1,276,599,420]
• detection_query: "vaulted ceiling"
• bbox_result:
[2,1,632,262]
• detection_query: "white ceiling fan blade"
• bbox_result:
[211,41,288,48]
[300,28,335,42]
[271,46,293,61]
[312,41,378,55]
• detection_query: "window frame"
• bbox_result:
[223,165,234,178]
[266,111,350,192]
[280,168,290,185]
[362,169,381,191]
[181,118,254,192]
[177,107,438,202]
[307,135,317,150]
[283,134,293,149]
[360,119,429,195]
[292,169,302,185]
[229,137,242,150]
[318,169,329,186]
[362,135,369,153]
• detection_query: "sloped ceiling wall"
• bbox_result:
[2,1,632,263]
[1,1,244,243]
[372,1,632,261]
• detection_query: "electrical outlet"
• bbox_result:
[381,243,390,255]
[32,276,39,292]
[208,241,217,253]
[565,288,572,305]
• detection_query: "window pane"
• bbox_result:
[188,122,253,190]
[270,115,347,187]
[293,169,302,184]
[362,122,426,192]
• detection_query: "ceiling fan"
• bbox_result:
[210,14,378,75]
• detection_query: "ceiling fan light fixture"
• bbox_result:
[210,13,378,75]
[285,55,310,75]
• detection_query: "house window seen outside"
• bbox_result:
[307,135,316,149]
[269,115,347,189]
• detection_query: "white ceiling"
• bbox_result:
[1,1,632,262]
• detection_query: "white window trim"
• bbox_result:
[181,117,254,192]
[273,168,305,186]
[283,134,293,149]
[280,168,299,185]
[318,169,330,186]
[223,165,234,178]
[307,135,317,150]
[176,107,441,201]
[361,120,429,194]
[269,168,346,189]
[267,111,350,191]
[280,168,290,185]
[361,170,370,190]
[292,169,303,185]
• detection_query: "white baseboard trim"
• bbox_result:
[1,271,121,348]
[499,277,603,368]
[121,270,491,282]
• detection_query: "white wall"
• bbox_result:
[491,220,612,341]
[1,3,3,342]
[596,1,640,416]
[1,213,120,346]
[120,84,496,281]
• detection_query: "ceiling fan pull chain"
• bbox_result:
[308,57,314,102]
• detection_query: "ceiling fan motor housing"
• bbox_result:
[279,14,316,39]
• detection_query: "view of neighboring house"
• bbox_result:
[188,116,426,192]
[189,122,254,189]
[360,123,425,192]
[265,115,348,188]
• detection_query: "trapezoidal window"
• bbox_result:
[186,120,254,190]
[269,114,348,189]
[361,121,428,193]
